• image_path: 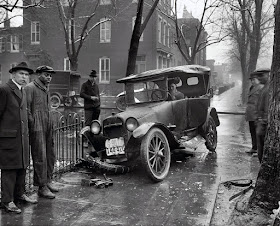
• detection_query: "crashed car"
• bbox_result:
[81,65,220,182]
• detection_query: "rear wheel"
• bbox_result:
[140,128,170,182]
[50,94,61,109]
[115,95,127,111]
[204,116,217,151]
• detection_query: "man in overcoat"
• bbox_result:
[255,68,271,163]
[80,70,101,126]
[25,65,59,199]
[0,62,37,214]
[245,72,263,154]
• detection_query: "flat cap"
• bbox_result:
[251,68,271,75]
[36,65,56,74]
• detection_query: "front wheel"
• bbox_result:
[204,116,217,151]
[140,127,170,182]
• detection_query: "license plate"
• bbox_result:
[105,137,125,156]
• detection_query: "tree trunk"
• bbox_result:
[248,0,280,212]
[228,1,280,224]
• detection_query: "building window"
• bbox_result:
[157,55,162,69]
[100,18,111,43]
[64,57,71,70]
[10,35,21,52]
[135,55,146,74]
[158,16,162,43]
[99,57,110,83]
[100,0,111,5]
[31,21,40,44]
[132,16,144,41]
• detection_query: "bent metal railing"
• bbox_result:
[24,111,85,193]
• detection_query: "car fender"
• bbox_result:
[133,123,179,151]
[50,92,63,100]
[207,107,220,126]
[133,122,155,139]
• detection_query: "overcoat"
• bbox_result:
[0,79,29,169]
[245,84,263,121]
[80,80,100,110]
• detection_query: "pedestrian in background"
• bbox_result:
[245,72,263,154]
[255,68,271,163]
[80,70,101,126]
[25,65,59,199]
[0,62,37,214]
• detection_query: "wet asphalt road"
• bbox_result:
[0,84,260,226]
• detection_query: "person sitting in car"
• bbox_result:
[169,83,184,100]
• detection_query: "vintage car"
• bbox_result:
[81,65,220,182]
[49,70,81,109]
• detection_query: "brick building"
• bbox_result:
[0,1,207,95]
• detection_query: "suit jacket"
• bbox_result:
[245,84,263,121]
[0,79,29,169]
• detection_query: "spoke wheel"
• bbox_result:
[50,94,61,109]
[115,95,127,111]
[205,116,217,151]
[140,127,170,182]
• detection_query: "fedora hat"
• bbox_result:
[36,65,56,74]
[9,62,33,74]
[89,70,97,77]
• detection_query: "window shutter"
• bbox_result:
[6,35,11,52]
[19,34,23,51]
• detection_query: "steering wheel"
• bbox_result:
[151,89,165,101]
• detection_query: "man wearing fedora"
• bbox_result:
[80,70,101,126]
[25,65,59,199]
[0,62,38,214]
[245,72,263,154]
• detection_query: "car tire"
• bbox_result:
[204,116,217,152]
[115,95,127,111]
[140,127,171,182]
[50,94,61,109]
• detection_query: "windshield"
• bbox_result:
[126,78,168,105]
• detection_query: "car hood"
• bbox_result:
[114,102,170,123]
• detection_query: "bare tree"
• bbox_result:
[222,0,274,103]
[173,0,228,65]
[125,0,160,103]
[54,0,116,71]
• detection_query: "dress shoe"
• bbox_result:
[1,202,21,214]
[38,186,55,199]
[47,183,59,193]
[16,194,38,204]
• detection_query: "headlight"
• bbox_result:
[90,120,101,134]
[125,117,139,132]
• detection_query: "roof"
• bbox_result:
[53,70,81,77]
[117,65,211,83]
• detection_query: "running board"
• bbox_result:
[173,135,205,155]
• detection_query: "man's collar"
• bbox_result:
[12,79,22,90]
